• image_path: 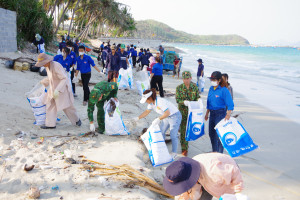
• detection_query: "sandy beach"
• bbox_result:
[0,51,300,200]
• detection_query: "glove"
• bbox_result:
[151,118,161,126]
[90,123,96,132]
[103,68,107,73]
[53,89,59,100]
[133,117,139,122]
[184,100,189,106]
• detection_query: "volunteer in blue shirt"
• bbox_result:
[137,51,149,71]
[150,56,164,97]
[119,44,130,70]
[53,47,72,72]
[66,41,78,96]
[75,45,101,106]
[131,46,137,68]
[197,58,204,93]
[205,71,234,153]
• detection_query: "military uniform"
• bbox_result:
[175,71,200,152]
[87,81,118,133]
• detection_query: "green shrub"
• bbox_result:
[0,0,54,48]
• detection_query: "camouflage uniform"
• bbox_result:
[175,71,200,152]
[87,81,118,133]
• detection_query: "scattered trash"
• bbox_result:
[65,158,76,164]
[6,128,12,131]
[28,187,40,199]
[40,165,52,170]
[24,164,35,172]
[51,185,59,190]
[37,137,44,144]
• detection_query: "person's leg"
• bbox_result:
[113,71,119,83]
[45,99,57,127]
[71,69,76,94]
[157,76,164,97]
[63,105,80,125]
[209,111,218,152]
[197,76,201,93]
[200,187,213,200]
[81,73,86,101]
[169,112,182,153]
[150,76,157,90]
[159,118,170,140]
[133,56,136,67]
[215,110,226,153]
[107,71,113,82]
[96,101,105,133]
[179,111,189,153]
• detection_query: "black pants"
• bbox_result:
[81,72,91,101]
[141,63,149,71]
[70,69,75,94]
[151,75,164,97]
[200,187,213,200]
[132,56,137,67]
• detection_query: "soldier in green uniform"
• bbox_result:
[88,81,118,133]
[175,71,200,156]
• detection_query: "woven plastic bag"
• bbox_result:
[185,100,205,141]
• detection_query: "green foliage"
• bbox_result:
[135,20,250,45]
[0,0,54,48]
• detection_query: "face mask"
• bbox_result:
[62,52,66,57]
[79,52,84,56]
[211,81,218,87]
[68,47,72,51]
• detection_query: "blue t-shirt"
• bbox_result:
[207,85,234,111]
[76,54,95,74]
[119,51,128,69]
[53,55,73,72]
[138,52,143,57]
[73,44,79,56]
[197,64,204,77]
[132,50,137,57]
[69,51,77,66]
[152,63,163,76]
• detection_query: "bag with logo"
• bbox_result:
[117,68,129,89]
[136,80,149,96]
[127,65,134,89]
[185,100,205,141]
[200,77,205,92]
[104,98,130,136]
[141,125,173,167]
[215,117,258,157]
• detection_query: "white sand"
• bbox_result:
[0,51,300,200]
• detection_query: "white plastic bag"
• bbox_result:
[127,65,134,89]
[141,125,173,167]
[26,84,46,125]
[185,100,205,141]
[104,98,130,136]
[136,80,150,96]
[200,77,205,92]
[220,193,249,200]
[215,117,258,157]
[117,68,129,89]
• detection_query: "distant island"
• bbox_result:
[134,20,250,45]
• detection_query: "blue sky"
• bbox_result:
[118,0,300,45]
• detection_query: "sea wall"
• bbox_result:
[0,8,17,53]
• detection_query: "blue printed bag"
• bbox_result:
[185,100,205,141]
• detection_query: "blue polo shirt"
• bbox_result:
[132,49,137,57]
[152,63,163,76]
[207,85,234,111]
[119,51,128,69]
[138,52,143,57]
[69,51,77,66]
[76,54,95,74]
[53,55,73,72]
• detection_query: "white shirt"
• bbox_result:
[147,97,178,116]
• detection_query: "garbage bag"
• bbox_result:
[117,68,129,89]
[141,125,173,167]
[200,77,205,92]
[185,100,205,141]
[26,84,47,125]
[30,63,39,72]
[104,98,130,136]
[215,117,258,157]
[39,67,47,76]
[127,65,134,89]
[220,193,249,200]
[136,80,150,96]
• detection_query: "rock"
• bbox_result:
[24,164,35,172]
[65,158,76,164]
[28,187,40,199]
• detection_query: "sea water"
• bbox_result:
[168,43,300,124]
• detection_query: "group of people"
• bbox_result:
[33,37,241,199]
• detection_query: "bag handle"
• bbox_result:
[25,82,43,97]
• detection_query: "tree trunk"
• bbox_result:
[76,15,97,38]
[68,0,81,36]
[57,4,59,27]
[62,3,65,31]
[54,0,72,35]
[50,0,59,19]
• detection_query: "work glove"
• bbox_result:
[132,117,139,122]
[151,118,161,127]
[184,100,189,106]
[53,89,59,100]
[90,123,96,132]
[103,68,107,74]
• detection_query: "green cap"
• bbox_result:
[120,44,125,49]
[182,71,192,79]
[89,88,102,104]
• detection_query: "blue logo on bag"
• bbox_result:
[192,123,202,135]
[224,132,237,146]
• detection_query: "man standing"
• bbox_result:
[35,53,81,129]
[105,45,120,82]
[131,46,138,68]
[159,45,164,55]
[119,44,130,70]
[75,45,101,106]
[176,71,200,156]
[197,58,204,93]
[88,81,118,134]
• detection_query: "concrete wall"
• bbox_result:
[0,8,17,52]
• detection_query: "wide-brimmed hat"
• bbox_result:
[197,58,203,63]
[140,91,152,104]
[163,157,201,196]
[35,53,53,67]
[208,71,222,80]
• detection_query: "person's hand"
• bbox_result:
[103,68,106,74]
[133,117,139,122]
[152,118,161,126]
[205,113,209,121]
[90,123,96,132]
[184,100,189,106]
[53,90,59,100]
[225,113,231,121]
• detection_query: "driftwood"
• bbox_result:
[81,159,173,198]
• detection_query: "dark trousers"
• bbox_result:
[209,108,226,153]
[81,72,91,102]
[141,63,149,71]
[200,187,213,200]
[132,56,137,67]
[107,71,119,82]
[151,75,164,97]
[70,69,75,94]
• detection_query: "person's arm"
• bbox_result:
[205,109,210,121]
[90,57,101,73]
[194,84,201,100]
[159,109,170,120]
[224,88,234,120]
[87,101,96,123]
[40,77,49,87]
[138,109,151,119]
[54,63,67,93]
[175,86,184,105]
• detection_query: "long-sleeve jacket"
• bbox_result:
[137,53,149,65]
[105,52,120,72]
[176,82,200,115]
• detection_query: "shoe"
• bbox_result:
[76,119,81,126]
[73,94,77,97]
[181,150,188,156]
[165,138,172,144]
[40,125,56,129]
[83,101,87,106]
[171,152,178,160]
